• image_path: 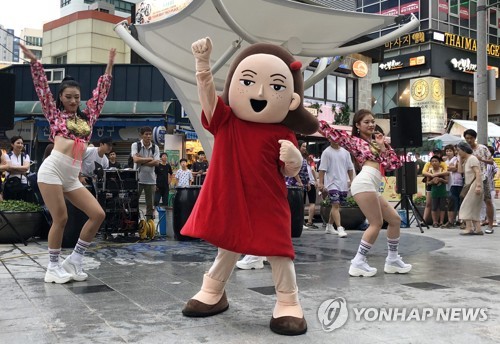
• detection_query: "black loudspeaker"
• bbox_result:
[0,73,15,130]
[389,107,422,148]
[396,162,417,195]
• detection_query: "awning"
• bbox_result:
[15,101,173,116]
[34,117,165,128]
[176,129,198,140]
[115,0,419,159]
[448,119,500,138]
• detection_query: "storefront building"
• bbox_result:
[357,0,500,135]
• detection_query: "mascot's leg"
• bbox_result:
[182,248,239,317]
[267,256,307,336]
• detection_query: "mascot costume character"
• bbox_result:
[181,37,319,336]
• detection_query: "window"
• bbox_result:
[61,0,71,7]
[54,55,67,64]
[44,68,65,83]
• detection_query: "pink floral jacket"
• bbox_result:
[319,120,402,172]
[30,61,112,143]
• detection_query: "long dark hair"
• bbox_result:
[55,76,87,120]
[221,43,318,135]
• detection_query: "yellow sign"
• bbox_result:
[442,33,500,58]
[384,31,426,50]
[410,77,446,133]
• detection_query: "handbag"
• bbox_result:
[3,176,25,200]
[459,177,476,199]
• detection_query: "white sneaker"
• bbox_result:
[236,255,265,270]
[44,265,72,284]
[337,226,347,238]
[325,224,338,235]
[349,258,377,277]
[62,256,88,281]
[384,255,412,274]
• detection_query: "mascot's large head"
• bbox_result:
[221,44,319,135]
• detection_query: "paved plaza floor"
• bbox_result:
[1,211,500,343]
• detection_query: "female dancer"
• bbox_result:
[20,44,115,284]
[320,110,411,277]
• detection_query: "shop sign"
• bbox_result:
[459,7,470,19]
[380,1,419,15]
[438,0,449,12]
[135,0,193,25]
[449,58,476,74]
[410,77,446,133]
[379,60,403,71]
[448,57,500,78]
[352,60,368,78]
[433,32,500,58]
[384,31,426,50]
[378,52,428,75]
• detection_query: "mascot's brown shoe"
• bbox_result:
[182,291,229,317]
[270,316,307,336]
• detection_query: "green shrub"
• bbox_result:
[0,200,43,212]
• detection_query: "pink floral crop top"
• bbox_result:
[30,61,112,144]
[319,120,402,172]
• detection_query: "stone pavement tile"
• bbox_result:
[0,330,58,344]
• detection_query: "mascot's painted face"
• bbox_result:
[228,53,300,123]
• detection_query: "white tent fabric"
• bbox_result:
[448,119,500,138]
[428,133,463,145]
[115,0,419,157]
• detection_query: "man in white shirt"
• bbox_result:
[80,137,112,181]
[318,139,354,238]
[131,127,160,220]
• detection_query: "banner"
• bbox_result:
[410,77,446,133]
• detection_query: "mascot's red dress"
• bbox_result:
[182,97,297,259]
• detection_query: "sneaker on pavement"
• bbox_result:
[337,226,347,238]
[62,257,88,281]
[348,258,377,277]
[45,265,72,284]
[384,255,412,274]
[304,222,319,230]
[236,255,265,270]
[324,224,338,235]
[485,228,495,234]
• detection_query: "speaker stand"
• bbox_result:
[394,194,428,233]
[393,148,429,233]
[0,211,29,246]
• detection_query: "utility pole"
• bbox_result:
[476,0,488,145]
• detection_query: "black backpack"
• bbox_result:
[128,141,156,168]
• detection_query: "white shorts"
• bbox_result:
[350,165,382,196]
[37,150,84,192]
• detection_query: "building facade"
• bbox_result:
[0,25,15,63]
[60,0,138,18]
[356,0,500,134]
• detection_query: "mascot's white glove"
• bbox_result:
[279,140,302,177]
[191,37,212,72]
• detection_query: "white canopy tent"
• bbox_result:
[448,119,500,138]
[115,0,419,157]
[428,133,463,145]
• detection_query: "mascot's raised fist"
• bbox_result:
[192,37,213,60]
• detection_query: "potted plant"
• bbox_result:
[340,196,366,230]
[0,200,44,243]
[320,196,332,225]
